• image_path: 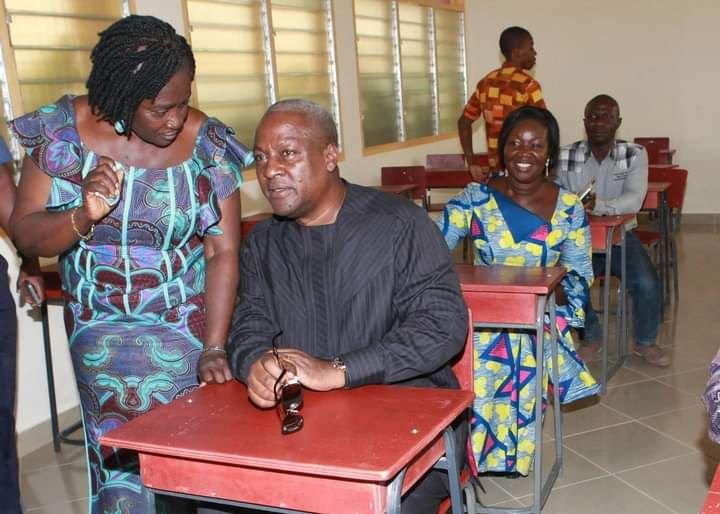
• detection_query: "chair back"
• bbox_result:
[648,167,688,210]
[426,153,489,170]
[450,308,474,392]
[380,165,426,202]
[634,137,671,165]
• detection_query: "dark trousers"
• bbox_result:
[0,256,21,514]
[583,231,662,345]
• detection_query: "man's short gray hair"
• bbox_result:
[264,98,339,147]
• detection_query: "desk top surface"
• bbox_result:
[588,213,636,227]
[372,184,417,194]
[455,264,565,294]
[100,381,472,482]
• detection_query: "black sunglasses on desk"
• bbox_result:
[272,332,304,435]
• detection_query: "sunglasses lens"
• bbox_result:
[281,412,304,434]
[281,381,303,412]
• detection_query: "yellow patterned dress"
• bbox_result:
[436,182,599,474]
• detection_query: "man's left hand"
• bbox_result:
[276,349,345,391]
[198,350,233,385]
[17,258,44,308]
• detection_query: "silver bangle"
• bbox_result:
[201,345,227,355]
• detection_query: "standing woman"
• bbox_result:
[437,106,599,475]
[9,15,251,513]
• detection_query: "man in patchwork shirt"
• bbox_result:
[458,26,545,182]
[556,94,668,367]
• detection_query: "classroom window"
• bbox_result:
[354,0,466,148]
[186,0,340,147]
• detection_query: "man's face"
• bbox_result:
[584,99,622,147]
[254,111,338,223]
[514,36,537,70]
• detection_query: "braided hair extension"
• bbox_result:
[86,15,196,136]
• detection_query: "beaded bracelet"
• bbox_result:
[70,207,95,241]
[201,345,227,355]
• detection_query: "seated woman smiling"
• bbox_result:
[436,106,599,475]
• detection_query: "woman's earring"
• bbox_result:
[114,120,126,135]
[545,158,550,177]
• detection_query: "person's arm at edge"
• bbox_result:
[0,157,45,305]
[197,190,241,384]
[10,156,92,257]
[341,211,468,387]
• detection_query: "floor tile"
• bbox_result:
[640,404,720,460]
[20,443,86,474]
[658,368,712,396]
[603,378,698,418]
[488,444,608,499]
[556,399,632,437]
[563,421,693,473]
[25,498,87,514]
[618,452,717,514]
[475,477,514,506]
[518,475,674,513]
[20,462,88,510]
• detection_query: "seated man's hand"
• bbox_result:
[246,351,288,408]
[469,164,491,184]
[277,349,346,391]
[582,192,596,213]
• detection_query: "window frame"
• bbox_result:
[353,0,467,154]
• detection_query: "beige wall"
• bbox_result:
[10,0,718,452]
[464,0,718,214]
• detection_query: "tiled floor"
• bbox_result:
[18,225,720,513]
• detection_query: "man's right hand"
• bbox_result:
[469,164,491,184]
[246,352,291,408]
[582,192,596,213]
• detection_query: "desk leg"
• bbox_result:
[549,294,563,476]
[386,468,407,514]
[619,227,628,366]
[442,427,463,514]
[600,227,614,396]
[532,295,546,514]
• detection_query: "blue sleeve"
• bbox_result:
[0,137,12,165]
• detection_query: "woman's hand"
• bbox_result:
[82,157,123,222]
[198,349,233,385]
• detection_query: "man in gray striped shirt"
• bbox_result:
[556,94,667,367]
[227,99,468,513]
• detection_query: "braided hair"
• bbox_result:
[86,15,196,136]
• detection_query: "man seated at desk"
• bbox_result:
[556,94,668,367]
[227,99,469,513]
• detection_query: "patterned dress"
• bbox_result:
[10,96,251,514]
[436,182,599,475]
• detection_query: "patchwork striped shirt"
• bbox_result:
[462,63,545,171]
[556,140,648,216]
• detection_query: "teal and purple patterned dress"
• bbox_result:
[11,95,251,513]
[436,182,600,475]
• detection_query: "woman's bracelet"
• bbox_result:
[201,345,227,355]
[71,207,95,241]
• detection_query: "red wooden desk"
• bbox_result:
[100,381,473,514]
[455,264,565,514]
[425,168,473,211]
[372,183,417,199]
[702,463,720,513]
[589,214,636,394]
